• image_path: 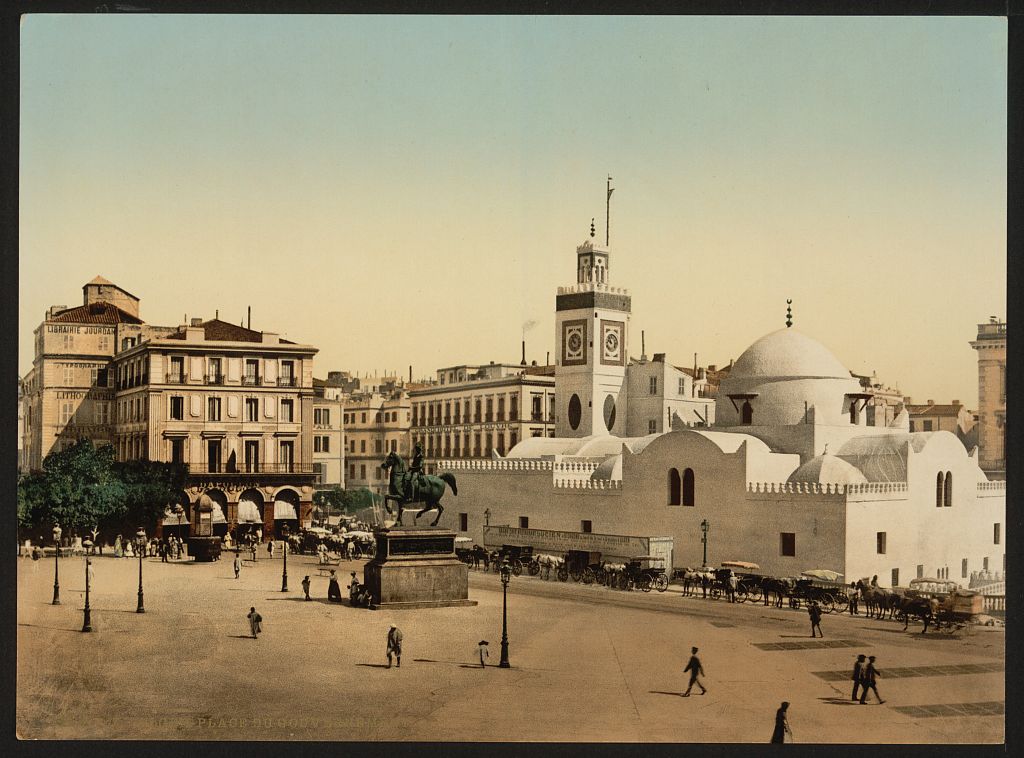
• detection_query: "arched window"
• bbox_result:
[683,468,695,507]
[936,472,944,508]
[944,471,953,507]
[741,401,753,425]
[668,468,681,505]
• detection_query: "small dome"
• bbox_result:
[787,454,867,485]
[729,329,850,380]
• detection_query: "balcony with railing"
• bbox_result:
[165,373,186,384]
[187,462,316,475]
[242,375,261,386]
[206,373,224,385]
[277,376,296,387]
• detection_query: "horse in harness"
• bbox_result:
[380,450,458,526]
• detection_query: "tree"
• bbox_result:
[113,458,189,533]
[19,440,126,535]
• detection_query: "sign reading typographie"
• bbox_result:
[483,525,671,561]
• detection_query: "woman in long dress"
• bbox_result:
[113,535,123,558]
[770,702,792,743]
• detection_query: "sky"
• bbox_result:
[20,15,1006,406]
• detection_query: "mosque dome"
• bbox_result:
[787,454,867,485]
[729,329,850,381]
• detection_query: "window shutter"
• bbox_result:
[264,359,278,382]
[264,396,275,418]
[227,396,239,418]
[190,357,203,380]
[227,358,241,381]
[190,394,201,417]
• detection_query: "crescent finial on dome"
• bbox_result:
[786,299,793,328]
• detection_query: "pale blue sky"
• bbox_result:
[20,15,1006,404]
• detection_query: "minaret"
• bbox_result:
[554,209,631,438]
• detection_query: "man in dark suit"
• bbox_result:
[859,656,884,704]
[683,647,706,696]
[851,655,866,701]
[387,624,403,668]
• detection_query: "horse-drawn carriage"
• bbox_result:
[490,544,533,576]
[789,570,850,613]
[614,556,670,592]
[454,536,475,565]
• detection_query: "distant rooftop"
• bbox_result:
[48,302,143,325]
[164,318,296,344]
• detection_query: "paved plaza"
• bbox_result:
[17,551,1003,742]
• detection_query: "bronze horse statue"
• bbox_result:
[380,450,457,526]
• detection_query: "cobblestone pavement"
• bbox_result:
[16,554,1004,742]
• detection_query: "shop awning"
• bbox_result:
[210,503,227,524]
[274,501,298,520]
[237,500,263,523]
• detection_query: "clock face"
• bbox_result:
[562,321,587,365]
[601,320,624,365]
[568,332,582,354]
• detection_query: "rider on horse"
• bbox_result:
[407,444,425,502]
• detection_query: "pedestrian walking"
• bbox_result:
[770,701,792,743]
[859,656,884,704]
[327,571,342,602]
[250,543,257,562]
[682,646,706,696]
[268,540,275,559]
[114,535,123,558]
[386,624,403,668]
[301,575,311,601]
[700,574,708,599]
[728,571,738,603]
[848,582,860,615]
[851,655,866,701]
[233,553,242,579]
[247,607,263,639]
[808,601,823,638]
[478,640,489,668]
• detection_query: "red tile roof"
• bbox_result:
[48,302,143,325]
[163,319,296,344]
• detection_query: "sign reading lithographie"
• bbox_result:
[387,536,455,557]
[600,319,625,366]
[561,318,588,367]
[483,525,671,561]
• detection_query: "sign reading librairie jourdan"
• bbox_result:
[483,525,673,565]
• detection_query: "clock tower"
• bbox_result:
[554,226,631,437]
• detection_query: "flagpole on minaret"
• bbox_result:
[606,175,614,246]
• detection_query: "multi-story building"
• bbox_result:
[20,277,177,472]
[625,353,718,435]
[409,362,557,463]
[312,377,345,488]
[905,399,976,443]
[343,390,412,494]
[111,316,319,538]
[22,277,320,540]
[970,318,1006,478]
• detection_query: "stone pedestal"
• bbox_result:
[188,536,221,562]
[363,527,477,610]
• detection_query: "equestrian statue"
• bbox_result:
[381,445,458,527]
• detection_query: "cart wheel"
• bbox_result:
[582,568,595,585]
[528,562,540,576]
[511,560,523,577]
[819,596,835,614]
[640,576,653,592]
[655,575,669,592]
[557,566,569,582]
[710,587,721,600]
[570,569,583,583]
[832,595,849,614]
[747,587,762,603]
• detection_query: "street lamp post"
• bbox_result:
[280,524,289,592]
[136,527,146,613]
[498,558,512,668]
[700,519,710,568]
[51,524,62,605]
[484,508,491,527]
[82,558,92,632]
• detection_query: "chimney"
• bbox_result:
[708,364,717,372]
[190,317,203,327]
[952,399,960,406]
[521,341,526,366]
[409,365,413,383]
[653,352,665,363]
[693,352,697,375]
[546,351,550,366]
[641,330,646,359]
[927,399,934,405]
[247,306,251,330]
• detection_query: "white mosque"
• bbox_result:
[433,230,1005,585]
